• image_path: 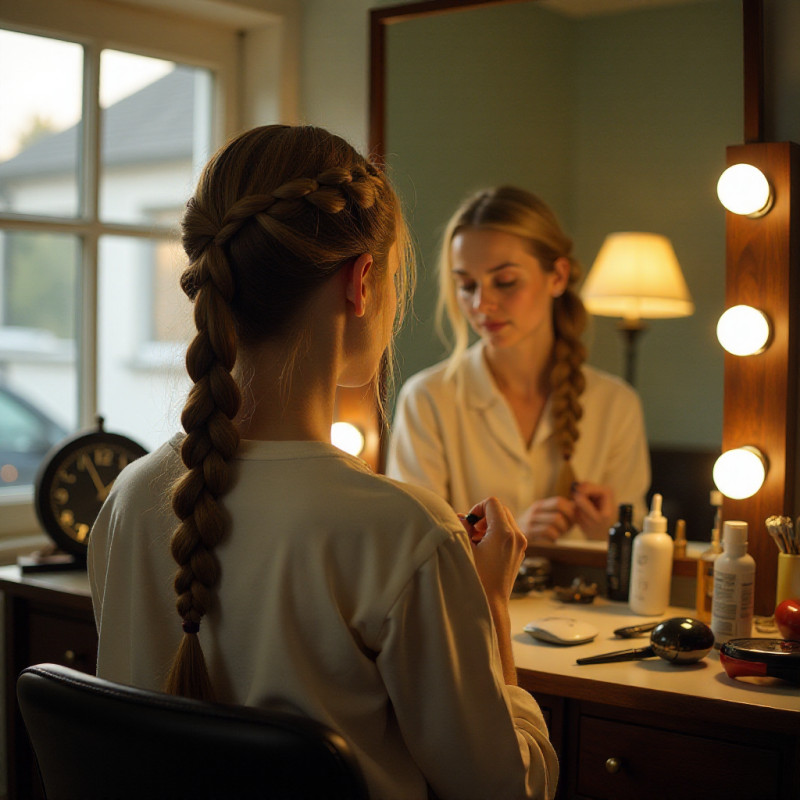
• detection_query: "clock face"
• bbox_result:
[35,430,147,556]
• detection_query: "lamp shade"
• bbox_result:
[581,232,695,321]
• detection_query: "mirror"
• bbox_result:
[371,0,745,551]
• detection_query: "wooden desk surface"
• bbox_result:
[0,564,92,609]
[2,565,798,724]
[509,591,800,733]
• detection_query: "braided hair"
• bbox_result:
[436,186,587,494]
[167,125,408,700]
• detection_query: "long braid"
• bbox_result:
[166,127,403,700]
[166,238,240,699]
[549,273,587,497]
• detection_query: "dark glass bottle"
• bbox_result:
[606,503,639,601]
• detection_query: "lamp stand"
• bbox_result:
[616,318,647,386]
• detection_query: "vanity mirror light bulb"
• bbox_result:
[713,446,767,500]
[716,164,772,217]
[716,305,771,356]
[331,421,366,456]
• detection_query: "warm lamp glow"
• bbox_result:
[716,305,771,356]
[331,421,365,456]
[581,233,694,385]
[581,232,695,321]
[716,164,772,217]
[713,446,767,500]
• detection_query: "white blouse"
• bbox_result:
[386,342,651,536]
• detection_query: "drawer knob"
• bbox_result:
[605,757,621,774]
[64,650,77,665]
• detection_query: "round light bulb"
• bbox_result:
[713,446,767,500]
[331,421,365,456]
[716,305,771,356]
[716,164,772,216]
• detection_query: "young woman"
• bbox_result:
[387,186,649,542]
[88,127,558,800]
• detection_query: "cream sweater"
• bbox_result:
[89,435,558,800]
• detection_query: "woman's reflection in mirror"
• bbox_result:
[387,187,650,542]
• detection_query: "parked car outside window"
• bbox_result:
[0,382,67,487]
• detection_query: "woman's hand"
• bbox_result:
[461,496,527,603]
[461,497,528,685]
[520,496,576,544]
[572,481,616,540]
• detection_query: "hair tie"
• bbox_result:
[182,619,200,635]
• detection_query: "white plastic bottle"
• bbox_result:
[710,520,755,646]
[629,493,674,615]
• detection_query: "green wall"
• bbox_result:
[387,3,573,382]
[385,0,741,449]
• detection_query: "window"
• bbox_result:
[0,5,236,539]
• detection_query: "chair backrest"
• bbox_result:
[17,663,369,800]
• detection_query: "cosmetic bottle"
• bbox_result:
[629,493,673,616]
[711,520,755,646]
[673,519,687,558]
[605,504,639,601]
[695,493,723,623]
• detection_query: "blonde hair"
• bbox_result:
[168,125,411,700]
[436,186,586,488]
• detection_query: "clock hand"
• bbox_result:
[98,480,115,503]
[80,454,107,500]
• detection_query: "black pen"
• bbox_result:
[465,512,483,525]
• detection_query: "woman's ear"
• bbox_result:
[551,256,571,297]
[345,253,374,317]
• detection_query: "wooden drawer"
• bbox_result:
[27,607,98,673]
[3,589,97,800]
[576,713,781,800]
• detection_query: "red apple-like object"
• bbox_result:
[775,598,800,641]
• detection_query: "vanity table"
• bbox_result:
[2,565,799,800]
[510,592,800,799]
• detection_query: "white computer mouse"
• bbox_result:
[524,617,599,646]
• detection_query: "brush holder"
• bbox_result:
[775,553,800,607]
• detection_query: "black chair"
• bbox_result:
[17,663,369,800]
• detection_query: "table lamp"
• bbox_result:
[581,232,694,385]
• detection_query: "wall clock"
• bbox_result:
[33,416,147,560]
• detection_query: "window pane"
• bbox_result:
[0,230,79,488]
[99,51,213,226]
[98,235,192,452]
[0,30,84,218]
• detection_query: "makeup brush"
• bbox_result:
[778,517,796,554]
[766,516,787,553]
[785,517,798,554]
[767,515,799,554]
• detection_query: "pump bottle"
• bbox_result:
[629,493,673,615]
[606,504,639,601]
[710,520,755,645]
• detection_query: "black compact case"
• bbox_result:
[719,638,800,684]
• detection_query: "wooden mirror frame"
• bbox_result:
[366,0,797,614]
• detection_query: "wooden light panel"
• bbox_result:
[721,141,800,615]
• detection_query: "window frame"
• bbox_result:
[0,0,242,545]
